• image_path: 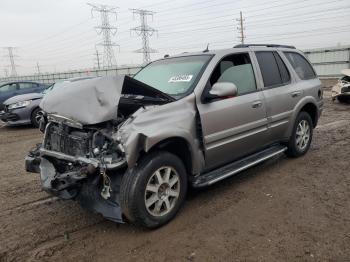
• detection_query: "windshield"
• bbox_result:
[134,55,212,97]
[42,81,68,94]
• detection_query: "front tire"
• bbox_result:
[120,151,188,228]
[286,111,313,157]
[31,108,44,128]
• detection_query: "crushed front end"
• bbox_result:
[26,114,127,223]
[25,75,176,223]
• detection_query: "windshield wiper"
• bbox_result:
[121,94,172,105]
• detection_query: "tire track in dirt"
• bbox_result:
[1,98,350,261]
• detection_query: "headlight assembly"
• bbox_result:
[8,100,31,110]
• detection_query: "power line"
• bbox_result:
[3,47,18,76]
[88,3,119,68]
[130,9,158,64]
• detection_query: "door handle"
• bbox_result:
[291,91,302,98]
[252,100,262,108]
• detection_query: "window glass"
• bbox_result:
[274,53,290,83]
[256,52,282,88]
[284,52,316,80]
[134,55,211,97]
[210,53,257,95]
[19,82,36,90]
[0,83,18,93]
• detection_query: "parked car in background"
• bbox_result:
[0,77,96,127]
[0,81,47,111]
[331,69,350,103]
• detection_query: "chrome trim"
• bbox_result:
[47,114,83,129]
[207,147,287,186]
[40,148,126,169]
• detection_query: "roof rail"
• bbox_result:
[234,44,296,49]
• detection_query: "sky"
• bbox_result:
[0,0,349,76]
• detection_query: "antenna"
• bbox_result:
[203,43,210,53]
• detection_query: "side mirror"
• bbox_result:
[206,82,238,101]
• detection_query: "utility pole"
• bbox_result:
[94,49,101,69]
[130,9,157,64]
[3,47,18,76]
[236,11,245,44]
[4,69,9,78]
[36,62,41,75]
[88,3,119,68]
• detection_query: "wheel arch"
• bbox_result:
[144,137,195,177]
[286,97,319,139]
[300,102,318,128]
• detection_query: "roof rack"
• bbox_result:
[234,44,296,49]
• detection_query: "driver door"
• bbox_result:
[197,52,269,170]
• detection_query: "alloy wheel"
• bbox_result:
[144,166,180,217]
[296,119,310,151]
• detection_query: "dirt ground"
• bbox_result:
[0,90,349,262]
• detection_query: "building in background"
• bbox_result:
[304,45,350,79]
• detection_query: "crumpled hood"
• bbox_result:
[4,93,43,105]
[40,75,174,125]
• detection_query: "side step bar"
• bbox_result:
[192,145,287,188]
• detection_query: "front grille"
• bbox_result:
[341,86,350,93]
[45,123,90,157]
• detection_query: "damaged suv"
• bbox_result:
[26,44,323,228]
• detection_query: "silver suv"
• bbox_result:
[26,44,323,228]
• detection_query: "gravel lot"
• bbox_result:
[0,90,349,262]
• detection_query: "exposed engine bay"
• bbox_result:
[25,75,181,222]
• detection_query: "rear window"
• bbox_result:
[284,52,316,80]
[255,51,290,88]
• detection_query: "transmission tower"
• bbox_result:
[88,3,119,68]
[236,11,246,44]
[3,47,18,76]
[130,9,157,64]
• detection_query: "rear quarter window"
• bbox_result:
[284,52,316,80]
[255,51,290,88]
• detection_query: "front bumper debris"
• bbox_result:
[25,147,124,223]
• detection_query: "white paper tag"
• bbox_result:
[168,74,193,83]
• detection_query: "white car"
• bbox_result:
[332,69,350,103]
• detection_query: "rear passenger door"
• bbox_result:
[254,51,302,143]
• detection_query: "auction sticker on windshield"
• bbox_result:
[168,75,193,83]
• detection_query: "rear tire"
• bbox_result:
[337,96,350,104]
[31,108,43,128]
[286,111,313,158]
[120,151,187,229]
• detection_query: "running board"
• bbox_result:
[192,145,287,188]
